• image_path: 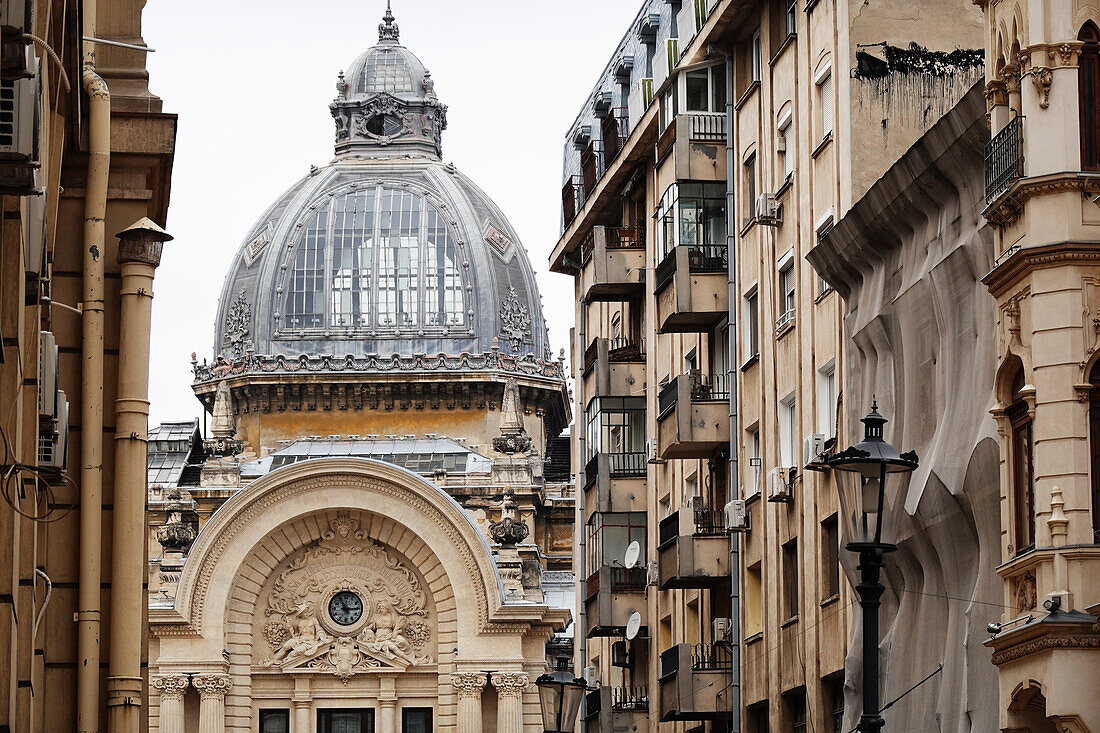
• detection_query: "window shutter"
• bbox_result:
[820,73,834,139]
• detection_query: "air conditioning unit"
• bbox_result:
[768,467,794,503]
[724,499,749,532]
[38,389,67,476]
[712,617,732,641]
[37,330,56,418]
[755,194,781,225]
[646,560,659,587]
[611,640,631,668]
[803,433,828,470]
[1,0,34,80]
[0,58,41,194]
[583,666,599,688]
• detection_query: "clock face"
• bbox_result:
[328,591,364,626]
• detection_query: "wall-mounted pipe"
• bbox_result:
[77,60,110,733]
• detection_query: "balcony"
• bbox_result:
[601,107,629,166]
[656,373,731,459]
[656,114,728,181]
[986,115,1023,204]
[654,245,729,333]
[582,337,645,398]
[579,226,646,302]
[584,686,649,733]
[583,451,647,513]
[658,643,733,721]
[563,175,585,227]
[657,508,729,589]
[584,565,647,638]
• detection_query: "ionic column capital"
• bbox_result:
[151,674,189,701]
[491,672,529,699]
[191,673,232,700]
[451,672,488,699]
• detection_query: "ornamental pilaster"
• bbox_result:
[191,673,232,733]
[452,672,487,733]
[151,675,189,733]
[492,672,529,733]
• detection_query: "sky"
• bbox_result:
[142,0,639,426]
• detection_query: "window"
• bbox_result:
[586,396,646,460]
[657,182,727,258]
[785,688,807,733]
[1080,23,1100,170]
[1008,366,1035,554]
[752,32,762,82]
[822,514,840,599]
[318,709,375,733]
[817,69,834,142]
[780,394,797,468]
[744,155,757,226]
[743,289,759,362]
[785,0,798,36]
[779,258,796,323]
[826,677,845,733]
[402,708,433,733]
[660,88,676,129]
[711,323,730,384]
[817,360,836,436]
[778,118,793,182]
[747,701,770,733]
[745,562,763,636]
[782,538,799,620]
[283,187,465,332]
[750,429,762,495]
[684,64,727,112]
[260,710,290,733]
[816,214,834,295]
[587,512,647,570]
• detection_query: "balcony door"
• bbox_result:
[318,709,375,733]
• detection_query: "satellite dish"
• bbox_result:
[624,540,641,569]
[625,611,642,641]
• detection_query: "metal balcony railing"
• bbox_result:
[608,565,646,592]
[606,338,644,362]
[579,228,595,264]
[659,646,679,678]
[690,642,733,671]
[686,244,728,273]
[563,175,584,226]
[657,379,678,417]
[608,451,647,477]
[689,372,730,402]
[658,512,678,548]
[986,115,1023,204]
[602,106,630,165]
[611,686,649,711]
[689,112,726,141]
[692,507,725,536]
[608,226,645,249]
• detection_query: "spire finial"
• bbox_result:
[379,1,399,41]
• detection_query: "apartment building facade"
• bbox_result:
[0,0,175,730]
[550,0,983,730]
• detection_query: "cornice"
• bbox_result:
[983,172,1100,227]
[982,241,1100,297]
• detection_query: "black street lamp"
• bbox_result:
[827,402,918,733]
[535,655,587,733]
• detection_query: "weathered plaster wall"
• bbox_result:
[809,86,1001,732]
[845,0,986,204]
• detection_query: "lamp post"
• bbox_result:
[535,655,587,733]
[826,402,917,733]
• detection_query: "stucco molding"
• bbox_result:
[151,459,563,638]
[990,630,1100,666]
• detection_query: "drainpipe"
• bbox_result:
[575,296,587,700]
[77,54,110,733]
[106,219,173,733]
[723,51,742,733]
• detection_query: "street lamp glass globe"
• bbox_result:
[535,655,586,733]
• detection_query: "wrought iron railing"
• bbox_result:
[985,115,1024,204]
[602,106,630,165]
[608,451,647,477]
[610,686,649,711]
[690,642,733,670]
[608,565,646,592]
[692,507,726,535]
[608,226,645,249]
[579,228,595,265]
[689,372,730,401]
[686,244,728,273]
[607,337,644,362]
[563,175,584,227]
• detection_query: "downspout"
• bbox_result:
[723,51,742,733]
[78,46,110,733]
[106,220,173,733]
[575,287,587,702]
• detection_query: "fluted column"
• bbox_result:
[492,672,529,733]
[452,672,487,733]
[150,675,189,733]
[192,674,232,733]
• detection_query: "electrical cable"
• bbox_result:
[21,34,71,93]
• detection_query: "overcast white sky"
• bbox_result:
[143,0,638,426]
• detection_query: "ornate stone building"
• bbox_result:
[146,9,574,732]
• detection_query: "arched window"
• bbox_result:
[1079,23,1100,170]
[1089,361,1100,541]
[1007,363,1035,554]
[283,186,466,333]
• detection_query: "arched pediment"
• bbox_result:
[153,458,565,640]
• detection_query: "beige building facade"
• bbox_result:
[145,10,575,733]
[552,0,984,731]
[976,0,1100,729]
[0,0,176,730]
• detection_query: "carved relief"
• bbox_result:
[1028,66,1052,108]
[499,286,532,352]
[191,673,232,700]
[492,671,529,698]
[451,672,487,699]
[1079,278,1100,386]
[1014,570,1037,613]
[258,513,433,681]
[222,289,253,359]
[151,674,189,701]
